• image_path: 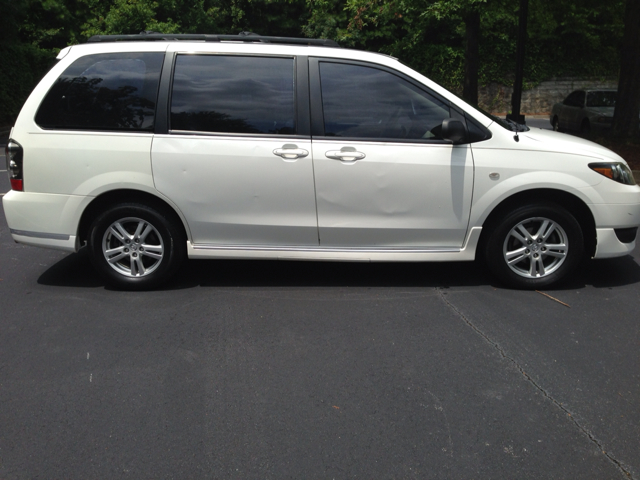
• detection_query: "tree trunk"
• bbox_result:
[462,9,480,106]
[612,0,640,140]
[509,0,528,123]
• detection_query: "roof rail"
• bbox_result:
[86,32,340,47]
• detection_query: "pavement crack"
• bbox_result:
[435,287,635,479]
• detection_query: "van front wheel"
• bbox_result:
[88,203,186,290]
[484,204,584,289]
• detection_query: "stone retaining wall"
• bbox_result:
[479,78,618,115]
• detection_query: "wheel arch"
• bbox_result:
[478,188,597,258]
[77,189,190,246]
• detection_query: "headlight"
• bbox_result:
[589,162,636,185]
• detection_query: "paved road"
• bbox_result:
[1,146,640,478]
[526,117,552,130]
[1,151,7,195]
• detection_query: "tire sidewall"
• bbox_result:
[88,203,185,290]
[580,119,591,136]
[485,203,584,289]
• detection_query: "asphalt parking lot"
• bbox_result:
[1,141,640,478]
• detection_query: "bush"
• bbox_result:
[0,43,57,126]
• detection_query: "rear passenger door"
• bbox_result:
[152,53,318,246]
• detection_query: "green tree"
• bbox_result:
[0,0,628,126]
[304,0,624,99]
[80,0,308,39]
[612,0,640,140]
[0,0,58,125]
[307,0,515,99]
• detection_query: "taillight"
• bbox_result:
[5,139,24,191]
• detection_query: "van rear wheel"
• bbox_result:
[88,203,186,290]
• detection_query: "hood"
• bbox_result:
[520,128,626,163]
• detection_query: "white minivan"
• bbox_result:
[4,33,640,289]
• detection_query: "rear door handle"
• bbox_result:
[273,146,309,160]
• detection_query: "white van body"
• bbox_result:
[4,35,640,289]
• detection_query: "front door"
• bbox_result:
[309,59,474,249]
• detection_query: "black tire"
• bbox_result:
[552,116,561,132]
[88,203,186,290]
[484,203,584,289]
[580,119,591,137]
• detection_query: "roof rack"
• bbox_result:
[86,31,340,47]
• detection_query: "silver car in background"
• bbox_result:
[550,89,616,135]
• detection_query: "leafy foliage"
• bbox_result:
[0,0,627,125]
[79,0,310,38]
[306,0,624,91]
[0,43,57,125]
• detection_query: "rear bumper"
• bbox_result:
[2,190,88,252]
[8,229,79,252]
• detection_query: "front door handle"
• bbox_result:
[273,145,309,160]
[325,148,366,162]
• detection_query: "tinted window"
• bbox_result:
[564,91,585,107]
[319,62,450,140]
[586,91,616,107]
[36,52,164,131]
[170,55,295,135]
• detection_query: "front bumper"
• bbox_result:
[594,228,637,258]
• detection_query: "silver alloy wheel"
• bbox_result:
[102,217,165,277]
[503,217,568,278]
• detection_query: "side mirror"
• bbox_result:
[442,119,467,145]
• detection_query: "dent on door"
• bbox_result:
[312,141,474,248]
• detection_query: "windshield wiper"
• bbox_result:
[504,118,530,132]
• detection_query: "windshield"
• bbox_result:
[397,67,531,133]
[586,91,616,108]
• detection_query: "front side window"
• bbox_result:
[319,62,451,140]
[170,55,295,135]
[36,52,164,131]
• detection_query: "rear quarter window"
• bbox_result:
[35,52,164,132]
